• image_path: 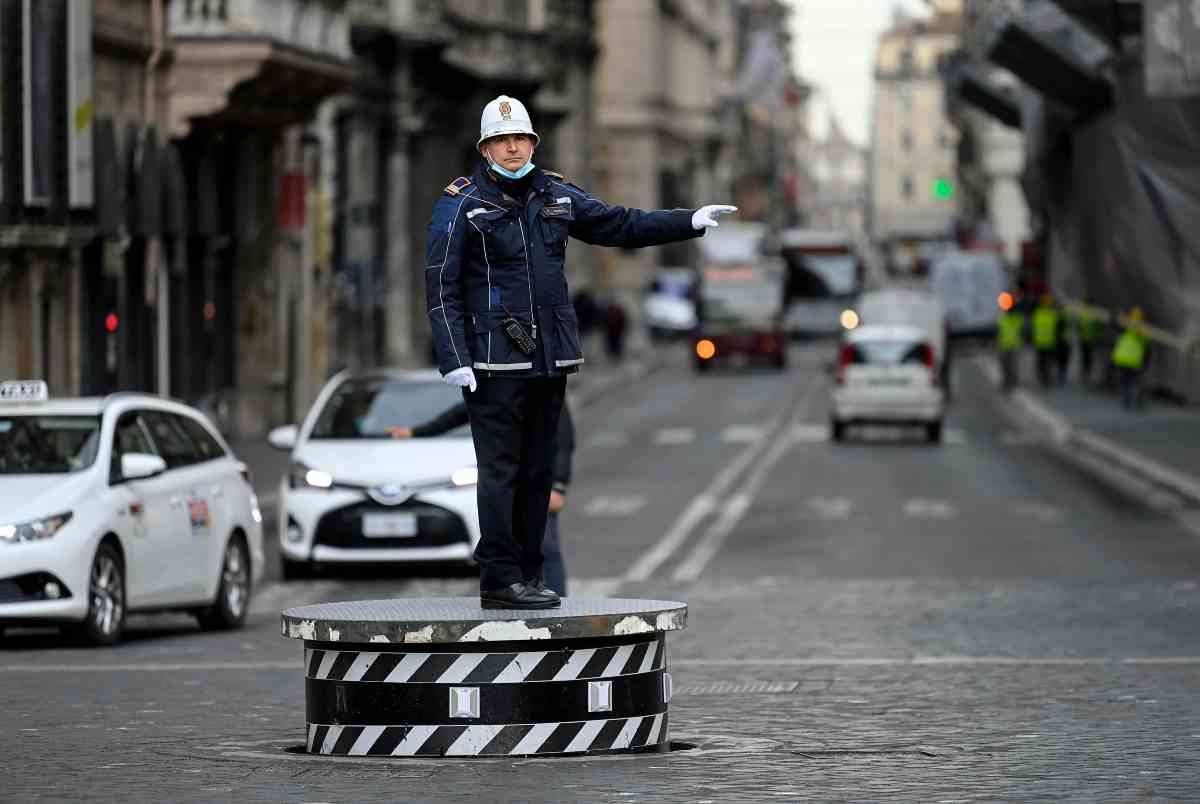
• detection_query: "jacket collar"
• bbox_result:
[471,162,552,205]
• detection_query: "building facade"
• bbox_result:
[869,0,963,253]
[1,0,355,436]
[592,0,737,300]
[803,114,867,234]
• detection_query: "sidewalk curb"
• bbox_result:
[977,356,1200,507]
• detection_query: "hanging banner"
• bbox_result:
[22,0,55,205]
[1145,0,1200,97]
[68,0,94,208]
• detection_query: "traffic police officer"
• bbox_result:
[425,95,735,609]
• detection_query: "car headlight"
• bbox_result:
[0,511,73,545]
[451,467,478,487]
[289,462,333,490]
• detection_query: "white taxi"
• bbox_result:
[268,370,480,580]
[0,381,264,644]
[830,325,946,443]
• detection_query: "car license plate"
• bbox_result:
[362,512,418,538]
[868,377,911,386]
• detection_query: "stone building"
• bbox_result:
[0,0,355,436]
[869,0,963,255]
[803,113,867,234]
[591,0,738,300]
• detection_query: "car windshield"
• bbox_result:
[701,266,783,322]
[847,340,927,365]
[0,415,102,474]
[310,378,469,439]
[799,254,858,296]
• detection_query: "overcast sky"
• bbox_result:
[787,0,931,145]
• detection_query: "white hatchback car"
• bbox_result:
[0,381,264,644]
[830,325,946,443]
[269,370,480,580]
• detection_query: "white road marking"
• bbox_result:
[721,425,766,443]
[582,495,648,517]
[799,496,853,520]
[791,424,828,442]
[654,428,696,445]
[903,498,956,519]
[588,432,630,448]
[569,577,624,598]
[672,383,823,582]
[1013,501,1065,522]
[672,656,1200,667]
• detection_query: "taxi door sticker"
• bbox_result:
[188,497,211,533]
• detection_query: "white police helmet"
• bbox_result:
[477,95,539,148]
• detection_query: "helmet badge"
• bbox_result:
[499,101,512,121]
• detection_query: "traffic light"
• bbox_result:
[104,313,119,333]
[932,179,955,200]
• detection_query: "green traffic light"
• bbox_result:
[933,179,955,200]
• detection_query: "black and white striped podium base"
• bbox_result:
[281,598,687,757]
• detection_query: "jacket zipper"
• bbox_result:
[516,215,537,339]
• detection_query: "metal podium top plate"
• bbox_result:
[281,597,687,644]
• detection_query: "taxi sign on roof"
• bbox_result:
[0,380,49,402]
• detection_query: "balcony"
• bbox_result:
[166,0,355,136]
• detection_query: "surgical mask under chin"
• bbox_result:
[488,158,535,180]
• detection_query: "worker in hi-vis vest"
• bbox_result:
[1111,306,1149,410]
[1075,301,1099,385]
[996,291,1024,392]
[1031,293,1060,389]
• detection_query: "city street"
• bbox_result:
[4,342,1200,801]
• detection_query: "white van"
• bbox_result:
[929,252,1009,338]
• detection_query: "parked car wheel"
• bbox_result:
[926,420,943,444]
[197,537,251,630]
[831,419,846,443]
[71,542,126,646]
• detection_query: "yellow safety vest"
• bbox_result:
[1031,307,1059,350]
[1077,311,1098,345]
[1111,329,1146,369]
[997,311,1024,352]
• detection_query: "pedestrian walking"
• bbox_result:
[603,296,629,362]
[996,292,1024,392]
[1075,302,1099,385]
[1031,293,1060,389]
[424,94,735,609]
[1111,306,1149,410]
[390,399,576,596]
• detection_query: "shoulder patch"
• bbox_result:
[444,176,473,196]
[543,169,567,182]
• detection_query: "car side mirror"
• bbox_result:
[268,425,299,451]
[121,452,167,480]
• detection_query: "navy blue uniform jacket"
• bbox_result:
[425,164,702,378]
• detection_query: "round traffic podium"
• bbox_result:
[281,598,687,757]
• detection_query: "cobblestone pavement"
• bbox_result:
[3,344,1200,801]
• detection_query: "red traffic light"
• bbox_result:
[104,313,119,333]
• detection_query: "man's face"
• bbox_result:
[479,134,534,173]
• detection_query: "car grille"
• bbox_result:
[313,500,470,550]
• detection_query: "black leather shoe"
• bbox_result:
[480,582,561,610]
[526,579,561,601]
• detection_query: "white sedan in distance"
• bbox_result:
[0,381,263,645]
[830,325,946,444]
[269,370,480,580]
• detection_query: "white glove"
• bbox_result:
[692,204,738,230]
[444,367,477,393]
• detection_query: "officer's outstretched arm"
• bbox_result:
[425,195,473,376]
[550,181,703,249]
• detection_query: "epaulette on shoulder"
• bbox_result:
[444,176,473,196]
[542,169,568,182]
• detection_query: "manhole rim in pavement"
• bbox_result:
[183,732,780,767]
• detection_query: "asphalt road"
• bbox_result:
[4,342,1200,801]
